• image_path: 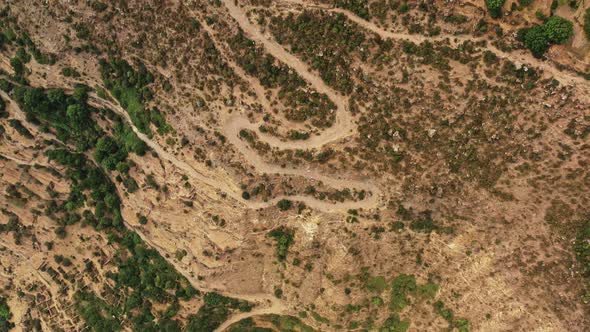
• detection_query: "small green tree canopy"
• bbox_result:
[524,25,550,58]
[544,16,574,44]
[485,0,506,19]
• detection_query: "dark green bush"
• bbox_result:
[335,0,370,19]
[524,25,550,58]
[544,16,574,44]
[585,9,590,40]
[485,0,506,19]
[276,199,292,211]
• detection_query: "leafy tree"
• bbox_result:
[550,0,559,14]
[276,199,292,211]
[268,227,294,261]
[95,136,127,170]
[544,16,574,44]
[10,57,25,79]
[485,0,506,19]
[379,314,410,332]
[585,9,590,40]
[0,296,14,331]
[524,25,550,58]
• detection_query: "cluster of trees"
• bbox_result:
[5,81,146,196]
[230,31,336,128]
[228,315,315,332]
[46,149,125,231]
[3,76,203,329]
[12,85,102,150]
[99,58,170,136]
[0,26,256,332]
[1,8,56,83]
[44,147,198,327]
[109,231,197,304]
[229,31,336,128]
[518,16,574,57]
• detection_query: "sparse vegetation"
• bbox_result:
[0,0,589,330]
[229,31,336,127]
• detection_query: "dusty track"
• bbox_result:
[92,96,382,212]
[281,0,590,92]
[220,0,357,149]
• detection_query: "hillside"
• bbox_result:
[0,0,589,331]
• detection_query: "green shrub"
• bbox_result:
[390,274,417,311]
[276,199,292,211]
[8,119,33,138]
[550,0,558,13]
[74,291,122,332]
[0,98,6,118]
[544,16,573,44]
[379,314,409,332]
[585,9,590,40]
[268,227,294,261]
[524,25,550,58]
[521,16,573,57]
[485,0,506,19]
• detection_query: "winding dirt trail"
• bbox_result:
[220,0,357,149]
[91,96,382,212]
[209,1,590,328]
[281,0,590,91]
[223,112,382,212]
[213,303,287,332]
